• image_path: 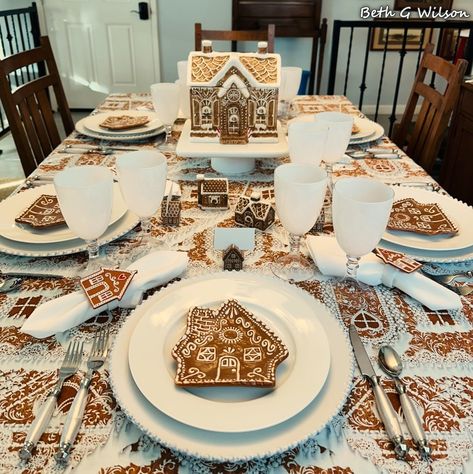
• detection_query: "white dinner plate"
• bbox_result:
[351,117,377,140]
[128,276,331,433]
[75,118,164,142]
[110,273,354,462]
[382,187,473,252]
[0,210,139,257]
[0,184,127,244]
[349,122,384,144]
[82,111,163,136]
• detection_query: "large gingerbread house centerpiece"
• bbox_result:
[187,41,281,145]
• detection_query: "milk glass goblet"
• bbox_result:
[288,120,329,166]
[54,166,114,276]
[279,67,302,120]
[315,112,354,191]
[332,177,394,287]
[150,83,180,152]
[272,163,327,282]
[116,151,167,251]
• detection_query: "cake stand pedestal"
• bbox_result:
[176,120,288,175]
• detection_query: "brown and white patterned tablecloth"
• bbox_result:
[0,94,472,474]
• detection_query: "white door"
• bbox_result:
[43,0,160,108]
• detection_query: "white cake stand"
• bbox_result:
[176,120,288,175]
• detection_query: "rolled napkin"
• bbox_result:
[307,236,462,311]
[21,251,188,338]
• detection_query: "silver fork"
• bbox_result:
[19,340,84,461]
[56,327,110,464]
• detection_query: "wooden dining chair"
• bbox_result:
[392,44,468,174]
[195,23,275,53]
[0,36,74,176]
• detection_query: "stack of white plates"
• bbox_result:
[381,187,473,263]
[350,117,384,145]
[0,184,139,257]
[75,111,164,142]
[110,272,354,462]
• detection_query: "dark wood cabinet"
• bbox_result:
[232,0,325,94]
[440,83,473,206]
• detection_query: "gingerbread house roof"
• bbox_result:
[201,178,228,195]
[235,195,273,221]
[187,51,281,88]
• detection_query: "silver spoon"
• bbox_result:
[379,345,431,461]
[0,277,22,293]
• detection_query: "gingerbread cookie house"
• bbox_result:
[235,191,275,231]
[187,42,281,145]
[172,300,288,387]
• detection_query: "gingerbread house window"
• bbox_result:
[244,347,262,362]
[197,346,216,362]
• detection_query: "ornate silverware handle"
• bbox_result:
[56,376,92,463]
[19,390,59,460]
[398,388,430,459]
[370,376,408,459]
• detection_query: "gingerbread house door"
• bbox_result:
[221,88,248,144]
[216,355,241,381]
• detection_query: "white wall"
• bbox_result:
[156,0,472,110]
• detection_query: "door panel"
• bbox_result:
[44,0,160,108]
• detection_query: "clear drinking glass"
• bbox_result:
[315,112,354,191]
[279,67,302,120]
[150,83,180,151]
[288,120,329,166]
[116,150,167,251]
[54,166,114,276]
[332,177,394,286]
[272,163,327,282]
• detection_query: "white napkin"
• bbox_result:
[21,251,188,338]
[307,236,462,311]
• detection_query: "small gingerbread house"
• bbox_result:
[172,300,288,387]
[223,244,244,271]
[161,196,181,226]
[197,174,229,210]
[235,192,275,231]
[187,42,281,145]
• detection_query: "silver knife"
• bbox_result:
[349,324,408,459]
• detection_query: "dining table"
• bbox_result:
[0,92,472,474]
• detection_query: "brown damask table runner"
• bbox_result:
[0,94,472,474]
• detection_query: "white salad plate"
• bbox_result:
[349,121,384,144]
[110,273,354,462]
[382,187,473,252]
[128,275,331,433]
[82,110,163,136]
[0,184,127,244]
[351,117,377,140]
[0,210,139,257]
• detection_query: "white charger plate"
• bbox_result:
[351,117,377,140]
[128,277,331,433]
[0,184,127,244]
[350,122,384,144]
[82,111,163,136]
[110,273,354,462]
[382,187,473,252]
[0,210,139,257]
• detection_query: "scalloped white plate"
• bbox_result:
[0,183,127,244]
[110,273,354,462]
[128,276,331,432]
[382,187,473,252]
[0,210,139,257]
[82,111,163,136]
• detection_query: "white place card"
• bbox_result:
[213,227,255,251]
